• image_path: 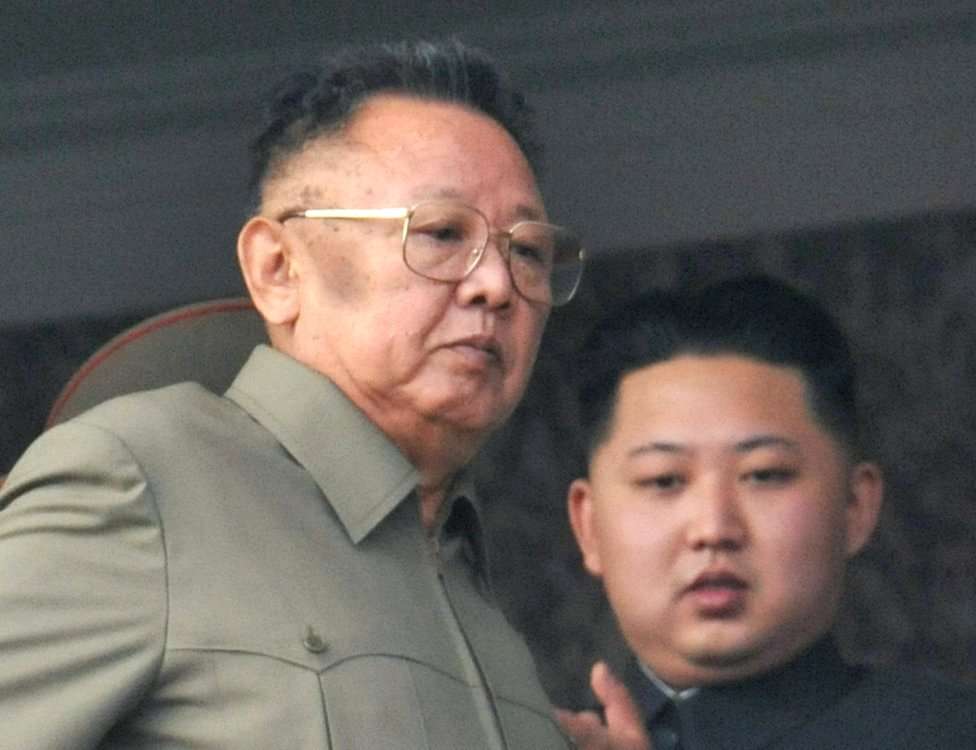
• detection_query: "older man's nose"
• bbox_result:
[455,236,516,308]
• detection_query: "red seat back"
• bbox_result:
[46,297,266,427]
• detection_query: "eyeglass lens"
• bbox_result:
[403,201,581,305]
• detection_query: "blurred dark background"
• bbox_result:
[2,1,974,707]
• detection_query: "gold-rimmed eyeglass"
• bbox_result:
[278,200,585,306]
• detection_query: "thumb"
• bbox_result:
[590,661,651,750]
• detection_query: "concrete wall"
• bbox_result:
[3,1,975,325]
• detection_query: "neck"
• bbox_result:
[280,346,488,527]
[418,482,449,530]
[411,429,483,530]
[350,413,476,532]
[639,661,700,700]
[640,628,836,690]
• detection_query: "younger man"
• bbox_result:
[562,276,975,749]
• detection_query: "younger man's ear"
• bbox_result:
[844,461,884,558]
[237,216,300,326]
[568,478,604,578]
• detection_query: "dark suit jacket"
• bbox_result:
[629,637,976,749]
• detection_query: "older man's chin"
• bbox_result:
[416,381,523,436]
[444,397,520,434]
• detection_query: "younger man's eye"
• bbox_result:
[637,474,686,492]
[744,467,796,485]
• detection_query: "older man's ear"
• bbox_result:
[237,216,301,327]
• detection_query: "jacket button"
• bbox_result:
[302,625,328,653]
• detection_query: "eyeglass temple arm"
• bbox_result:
[281,208,410,221]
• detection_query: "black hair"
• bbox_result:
[248,38,541,205]
[578,275,861,460]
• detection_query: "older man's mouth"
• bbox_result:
[448,335,502,365]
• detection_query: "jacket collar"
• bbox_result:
[630,636,865,750]
[225,345,420,544]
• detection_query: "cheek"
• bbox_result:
[300,240,372,306]
[757,503,848,599]
[375,276,452,331]
[508,308,547,370]
[327,261,370,303]
[595,504,674,587]
[596,515,675,642]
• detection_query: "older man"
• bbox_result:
[0,40,583,749]
[559,276,976,750]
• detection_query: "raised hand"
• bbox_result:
[555,661,652,750]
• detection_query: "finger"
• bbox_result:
[554,707,608,748]
[590,662,651,750]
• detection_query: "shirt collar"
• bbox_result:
[638,661,700,702]
[225,345,420,544]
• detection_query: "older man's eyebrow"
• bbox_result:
[734,435,801,453]
[627,441,687,458]
[512,202,545,221]
[414,186,463,202]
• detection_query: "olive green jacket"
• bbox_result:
[0,345,567,749]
